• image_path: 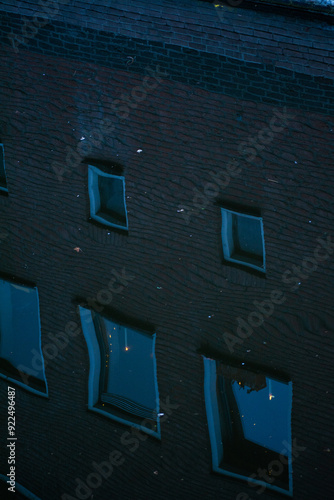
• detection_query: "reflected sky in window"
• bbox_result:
[232,377,292,454]
[0,280,43,380]
[103,318,156,411]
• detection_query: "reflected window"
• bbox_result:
[88,164,128,230]
[0,473,42,499]
[0,144,8,192]
[203,357,292,496]
[0,279,47,395]
[79,306,160,438]
[221,208,265,272]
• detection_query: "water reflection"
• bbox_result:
[1,1,331,498]
[204,357,292,494]
[95,316,158,420]
[0,279,47,394]
[79,306,160,438]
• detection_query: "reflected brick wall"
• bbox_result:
[0,1,333,499]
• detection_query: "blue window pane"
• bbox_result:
[0,144,8,191]
[217,366,292,491]
[79,306,161,437]
[232,377,291,454]
[232,214,263,258]
[101,319,157,418]
[0,279,47,393]
[88,165,128,230]
[221,208,265,272]
[203,357,292,496]
[97,175,127,227]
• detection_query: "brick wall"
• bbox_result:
[1,10,334,116]
[0,2,333,500]
[1,0,334,78]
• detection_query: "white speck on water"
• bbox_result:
[246,349,251,352]
[208,315,212,319]
[158,413,164,417]
[108,232,110,235]
[77,195,79,197]
[190,235,192,237]
[263,341,267,344]
[294,161,298,164]
[241,362,245,365]
[137,149,142,153]
[177,209,184,212]
[298,282,301,285]
[80,137,85,141]
[309,220,312,223]
[157,286,162,289]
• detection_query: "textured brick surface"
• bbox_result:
[1,0,334,78]
[1,11,334,114]
[0,2,333,500]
